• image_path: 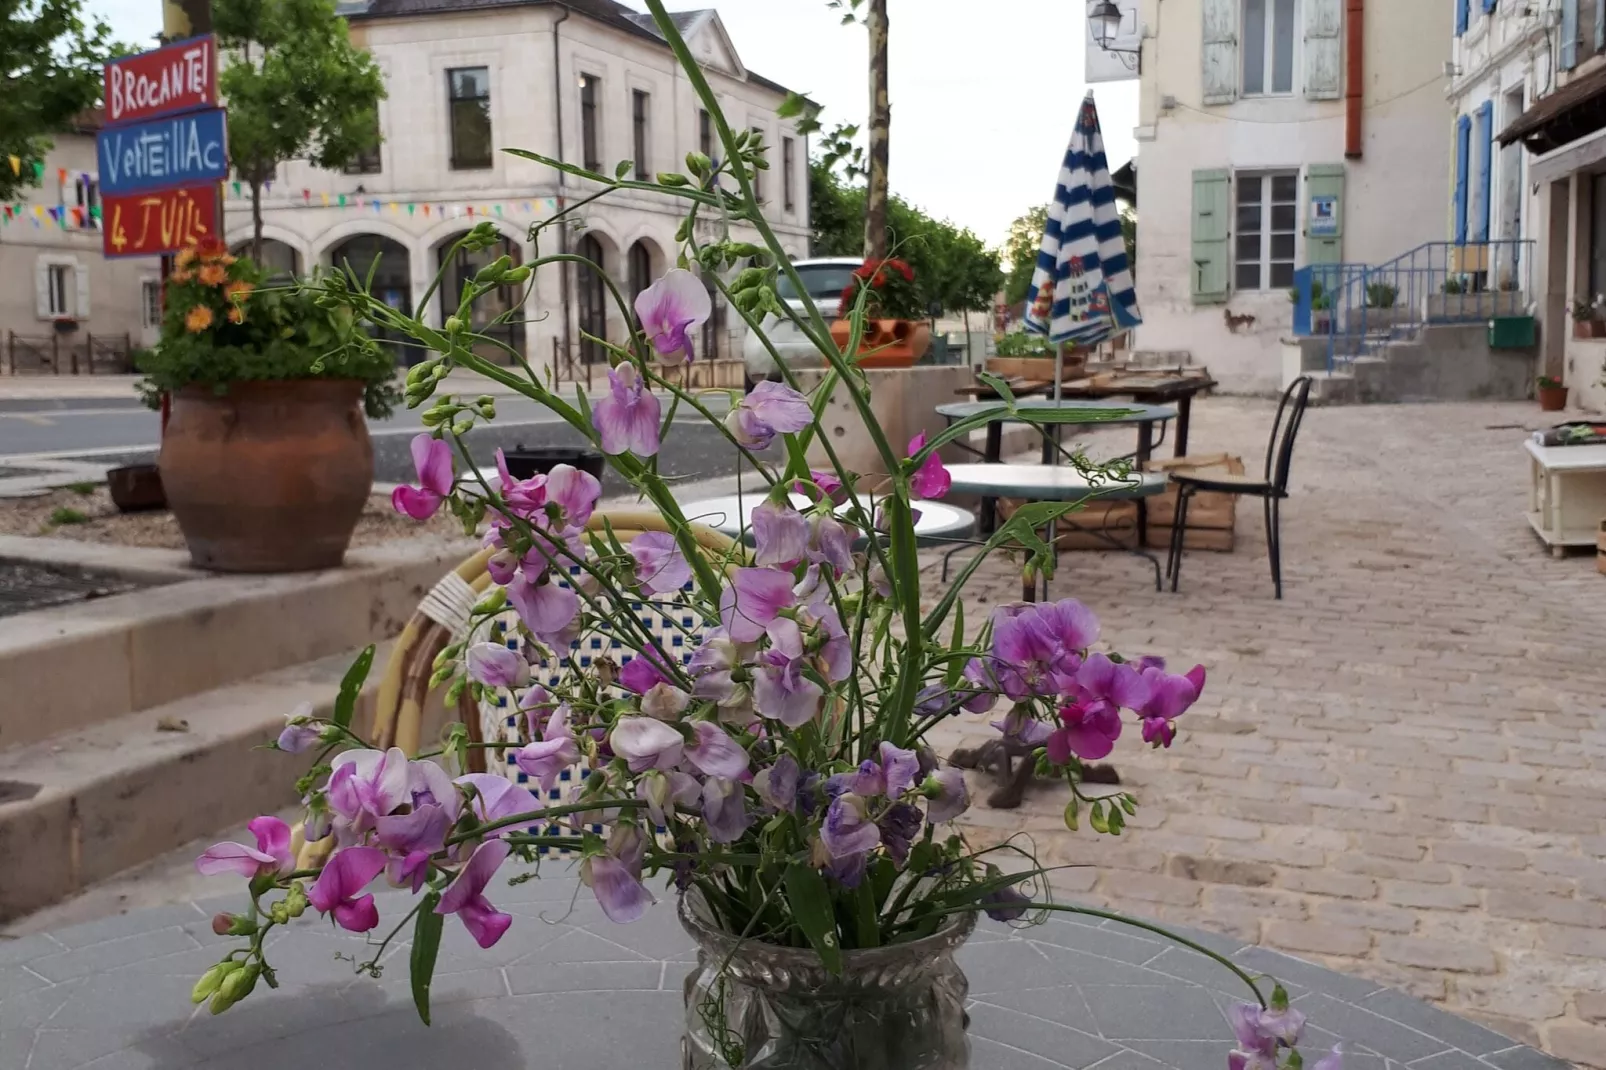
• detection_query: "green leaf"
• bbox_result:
[784,863,842,974]
[777,91,809,119]
[410,892,444,1025]
[942,599,967,688]
[615,159,633,179]
[853,881,880,948]
[975,371,1015,406]
[333,645,376,729]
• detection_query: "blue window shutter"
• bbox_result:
[1474,102,1493,242]
[1561,0,1579,69]
[1456,0,1469,36]
[1454,116,1471,244]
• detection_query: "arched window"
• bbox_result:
[576,234,608,366]
[628,241,654,300]
[327,234,413,364]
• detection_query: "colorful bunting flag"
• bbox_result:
[32,161,43,180]
[302,189,311,204]
[422,204,430,217]
[57,168,67,185]
[232,181,241,197]
[338,194,346,206]
[6,156,18,176]
[322,193,330,206]
[493,204,503,217]
[467,205,475,217]
[406,203,415,216]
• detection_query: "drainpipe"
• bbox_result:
[553,5,572,369]
[1345,0,1364,158]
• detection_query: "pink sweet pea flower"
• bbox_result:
[1046,700,1123,763]
[718,567,796,643]
[634,268,712,364]
[544,463,601,530]
[822,793,880,858]
[195,815,295,878]
[683,720,750,779]
[907,432,951,499]
[392,434,454,520]
[1310,1045,1344,1070]
[702,777,751,843]
[456,772,542,832]
[327,747,413,834]
[493,449,547,518]
[508,573,580,648]
[610,716,685,772]
[466,642,528,688]
[637,769,702,825]
[726,381,813,449]
[307,845,387,932]
[628,530,691,595]
[436,839,514,949]
[515,705,581,793]
[923,766,970,824]
[751,617,824,728]
[592,362,662,457]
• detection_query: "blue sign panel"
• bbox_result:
[97,108,228,196]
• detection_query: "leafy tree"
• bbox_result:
[809,158,865,257]
[825,0,889,258]
[1002,204,1050,306]
[0,0,120,203]
[216,0,385,260]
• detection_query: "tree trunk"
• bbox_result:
[862,0,890,260]
[250,179,265,263]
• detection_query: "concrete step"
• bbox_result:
[0,538,469,751]
[0,643,391,923]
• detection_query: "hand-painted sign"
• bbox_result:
[97,108,228,197]
[105,35,217,125]
[102,184,220,259]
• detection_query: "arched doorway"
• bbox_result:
[575,234,608,367]
[699,271,726,360]
[436,232,526,364]
[627,240,655,301]
[327,234,414,364]
[230,238,301,280]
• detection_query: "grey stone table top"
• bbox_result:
[0,877,1568,1070]
[934,399,1177,427]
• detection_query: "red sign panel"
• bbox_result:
[102,184,220,259]
[105,36,217,126]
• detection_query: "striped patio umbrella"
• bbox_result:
[1023,90,1141,363]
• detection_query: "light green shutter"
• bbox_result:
[1201,0,1239,105]
[1304,0,1343,100]
[1305,164,1345,265]
[1191,169,1230,304]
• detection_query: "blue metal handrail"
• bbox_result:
[1292,240,1534,371]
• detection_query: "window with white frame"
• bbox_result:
[47,264,72,317]
[141,279,162,329]
[1235,171,1298,291]
[1243,0,1297,96]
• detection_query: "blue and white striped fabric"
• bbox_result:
[1024,91,1141,345]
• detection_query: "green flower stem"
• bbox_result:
[444,798,645,847]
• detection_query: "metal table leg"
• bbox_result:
[1135,420,1156,549]
[979,419,1003,535]
[1174,392,1193,457]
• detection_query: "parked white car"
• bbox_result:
[741,257,862,386]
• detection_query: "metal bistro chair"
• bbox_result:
[1165,376,1313,600]
[293,511,736,869]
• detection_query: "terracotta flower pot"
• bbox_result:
[1537,384,1569,412]
[159,379,374,572]
[828,318,929,369]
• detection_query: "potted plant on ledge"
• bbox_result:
[1571,296,1606,339]
[137,238,399,572]
[1537,374,1569,412]
[829,257,932,368]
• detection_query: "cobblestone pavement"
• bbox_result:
[927,397,1606,1068]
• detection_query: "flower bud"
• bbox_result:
[191,962,233,1004]
[212,912,257,937]
[503,265,531,283]
[445,315,465,334]
[658,172,690,187]
[210,962,260,1014]
[474,255,513,284]
[685,151,712,175]
[474,587,508,614]
[270,901,289,925]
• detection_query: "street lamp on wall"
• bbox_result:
[1088,0,1140,63]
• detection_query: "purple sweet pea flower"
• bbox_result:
[907,432,952,499]
[822,793,880,858]
[507,573,580,648]
[456,772,541,832]
[923,766,970,824]
[752,617,824,728]
[593,362,662,457]
[753,753,800,811]
[610,717,685,772]
[795,468,845,504]
[726,381,813,449]
[392,434,453,520]
[1041,597,1101,654]
[436,839,514,949]
[276,701,321,754]
[825,850,869,888]
[719,567,796,643]
[635,268,712,364]
[850,759,886,797]
[493,449,547,517]
[879,742,920,799]
[702,777,751,843]
[752,501,810,568]
[983,883,1031,922]
[1256,1005,1306,1046]
[992,705,1055,747]
[1046,700,1123,763]
[375,805,450,893]
[307,845,387,932]
[544,463,602,530]
[466,642,528,688]
[1078,652,1152,710]
[619,654,670,694]
[877,802,923,866]
[1139,664,1207,720]
[683,721,751,779]
[1310,1045,1344,1070]
[988,605,1060,700]
[515,706,581,793]
[814,607,852,684]
[582,824,652,923]
[629,531,691,595]
[195,815,295,878]
[808,514,855,576]
[327,747,412,834]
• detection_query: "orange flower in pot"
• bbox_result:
[829,258,932,368]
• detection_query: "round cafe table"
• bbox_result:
[681,492,976,547]
[0,878,1566,1069]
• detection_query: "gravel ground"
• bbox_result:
[0,487,468,550]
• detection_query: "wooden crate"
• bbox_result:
[1598,520,1606,575]
[1143,453,1243,552]
[996,495,1236,553]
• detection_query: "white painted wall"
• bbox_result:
[222,6,810,371]
[1132,0,1452,393]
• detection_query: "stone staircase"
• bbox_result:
[0,539,469,922]
[1284,323,1537,405]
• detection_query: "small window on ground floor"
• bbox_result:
[1235,170,1298,292]
[141,279,161,328]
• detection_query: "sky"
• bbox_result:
[83,0,1140,247]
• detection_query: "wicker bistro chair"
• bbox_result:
[292,510,738,868]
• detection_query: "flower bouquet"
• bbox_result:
[187,5,1339,1068]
